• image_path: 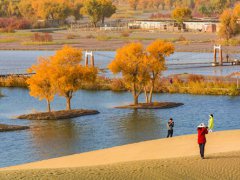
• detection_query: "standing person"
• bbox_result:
[208,114,214,132]
[197,123,208,159]
[167,118,174,138]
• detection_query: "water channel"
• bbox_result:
[0,50,239,168]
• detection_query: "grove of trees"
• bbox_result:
[81,0,116,27]
[124,0,240,17]
[0,0,116,28]
[0,0,83,20]
[218,3,240,41]
[27,46,98,112]
[109,40,174,105]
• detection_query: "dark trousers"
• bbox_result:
[167,129,173,138]
[199,143,205,158]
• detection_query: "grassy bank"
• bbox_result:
[0,124,29,132]
[0,74,239,96]
[0,76,28,87]
[163,74,240,96]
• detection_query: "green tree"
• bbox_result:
[99,0,116,24]
[42,2,71,21]
[172,7,192,27]
[72,2,83,20]
[81,0,102,27]
[0,0,20,17]
[210,0,228,14]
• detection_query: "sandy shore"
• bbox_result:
[1,130,240,179]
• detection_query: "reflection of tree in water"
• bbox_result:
[119,110,165,142]
[29,120,81,159]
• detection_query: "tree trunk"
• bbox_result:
[149,80,155,103]
[134,95,138,105]
[65,91,73,111]
[132,83,139,105]
[66,97,71,110]
[47,99,51,112]
[101,16,105,25]
[144,87,149,103]
[149,86,154,103]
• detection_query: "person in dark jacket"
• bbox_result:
[197,123,208,159]
[167,118,174,138]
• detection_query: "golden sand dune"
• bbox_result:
[0,151,240,180]
[1,130,240,179]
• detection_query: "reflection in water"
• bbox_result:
[30,120,80,159]
[119,110,165,142]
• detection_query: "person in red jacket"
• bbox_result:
[197,123,208,159]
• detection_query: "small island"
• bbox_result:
[115,102,184,109]
[17,109,100,120]
[0,124,29,132]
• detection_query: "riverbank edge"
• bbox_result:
[0,124,29,132]
[115,102,184,109]
[2,129,240,171]
[0,48,240,53]
[1,74,239,96]
[16,109,100,120]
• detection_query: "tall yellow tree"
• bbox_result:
[50,46,97,110]
[144,40,174,103]
[27,57,55,112]
[218,9,239,41]
[109,43,148,105]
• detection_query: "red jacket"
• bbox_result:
[197,128,208,144]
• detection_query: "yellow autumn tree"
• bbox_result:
[27,57,55,112]
[218,9,239,41]
[144,40,174,103]
[172,7,192,27]
[109,43,148,105]
[50,46,97,110]
[233,3,240,17]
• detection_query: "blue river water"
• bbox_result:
[0,50,239,168]
[0,50,239,76]
[0,88,240,168]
